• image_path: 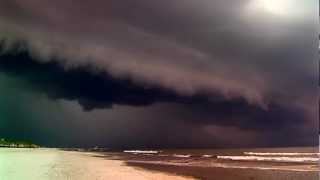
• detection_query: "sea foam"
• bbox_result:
[244,152,320,156]
[123,150,159,154]
[217,155,319,163]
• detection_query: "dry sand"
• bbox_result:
[0,148,194,180]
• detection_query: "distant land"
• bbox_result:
[0,138,39,148]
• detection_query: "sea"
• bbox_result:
[121,147,319,172]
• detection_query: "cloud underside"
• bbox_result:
[0,0,317,147]
[0,48,310,130]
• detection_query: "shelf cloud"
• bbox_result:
[0,0,317,147]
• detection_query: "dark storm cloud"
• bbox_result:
[0,46,181,110]
[0,46,229,109]
[0,0,276,106]
[0,0,315,107]
[0,0,317,147]
[0,46,308,132]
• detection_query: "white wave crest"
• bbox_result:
[217,156,319,163]
[244,152,320,156]
[123,150,159,154]
[173,154,191,158]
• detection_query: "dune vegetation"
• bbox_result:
[0,138,39,148]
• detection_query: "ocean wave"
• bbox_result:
[123,150,159,154]
[217,155,319,163]
[244,152,320,156]
[214,164,317,172]
[173,154,191,158]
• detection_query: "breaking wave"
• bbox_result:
[123,150,159,154]
[217,155,319,163]
[244,152,320,156]
[173,154,191,158]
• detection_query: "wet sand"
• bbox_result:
[0,148,193,180]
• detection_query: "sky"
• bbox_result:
[0,0,318,148]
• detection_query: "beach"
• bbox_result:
[0,148,318,180]
[0,148,193,180]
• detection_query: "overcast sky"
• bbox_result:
[0,0,317,148]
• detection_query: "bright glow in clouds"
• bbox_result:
[248,0,314,17]
[251,0,288,15]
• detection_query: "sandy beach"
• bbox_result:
[0,148,193,180]
[0,148,318,180]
